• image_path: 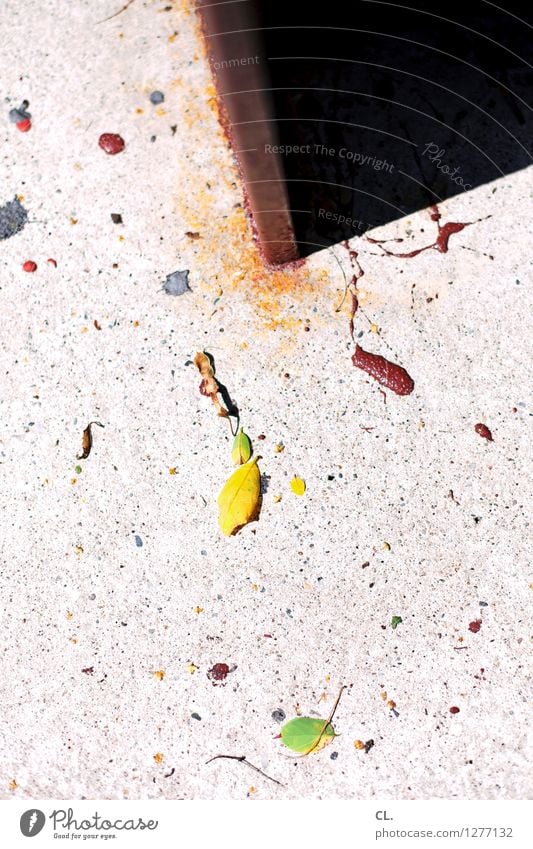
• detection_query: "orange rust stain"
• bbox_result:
[168,1,334,331]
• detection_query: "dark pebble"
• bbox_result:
[134,535,143,547]
[271,709,285,723]
[150,91,165,104]
[330,751,338,760]
[191,712,201,721]
[163,269,190,296]
[0,197,28,241]
[111,213,123,224]
[9,106,31,123]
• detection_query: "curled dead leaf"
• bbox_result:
[194,352,228,418]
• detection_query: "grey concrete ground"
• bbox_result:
[0,1,531,799]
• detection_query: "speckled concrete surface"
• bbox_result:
[1,1,531,800]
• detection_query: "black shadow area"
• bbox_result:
[250,0,532,255]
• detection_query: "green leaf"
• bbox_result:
[280,716,336,755]
[391,615,403,630]
[74,465,82,475]
[231,427,252,465]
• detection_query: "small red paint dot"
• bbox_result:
[207,662,230,683]
[474,423,493,441]
[22,260,37,272]
[16,118,32,132]
[98,133,125,155]
[449,706,460,714]
[468,619,482,633]
[47,258,57,267]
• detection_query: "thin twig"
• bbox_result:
[303,684,346,756]
[205,754,285,787]
[98,0,135,24]
[329,247,350,313]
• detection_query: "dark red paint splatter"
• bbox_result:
[342,240,365,339]
[341,240,414,396]
[370,205,476,258]
[82,666,94,674]
[98,133,125,155]
[22,260,37,272]
[352,345,414,396]
[207,662,230,685]
[449,706,460,714]
[16,118,31,133]
[475,423,493,441]
[47,258,57,267]
[468,619,482,633]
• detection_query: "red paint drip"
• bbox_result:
[16,118,32,133]
[475,423,493,441]
[98,133,125,155]
[366,236,404,245]
[352,345,414,396]
[342,239,365,339]
[341,240,414,396]
[468,619,482,633]
[22,260,37,272]
[207,662,230,685]
[449,706,460,714]
[374,205,472,258]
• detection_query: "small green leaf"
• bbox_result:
[391,615,403,630]
[280,716,336,755]
[75,465,82,475]
[231,427,252,465]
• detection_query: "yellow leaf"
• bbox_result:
[290,476,306,496]
[217,456,261,536]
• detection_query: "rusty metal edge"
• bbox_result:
[195,0,299,266]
